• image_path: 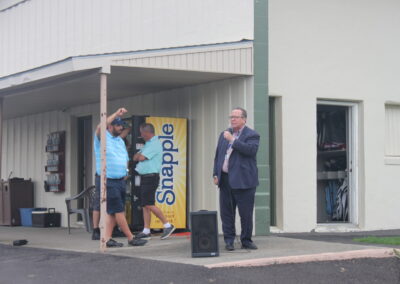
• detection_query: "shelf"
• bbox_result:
[45,165,63,172]
[317,171,346,180]
[45,184,65,193]
[45,131,65,192]
[317,149,346,158]
[46,145,63,152]
[44,176,64,192]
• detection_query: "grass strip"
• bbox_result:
[353,236,400,246]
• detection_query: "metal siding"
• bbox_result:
[189,87,204,209]
[112,46,253,75]
[34,114,44,206]
[182,54,188,70]
[177,87,191,119]
[64,114,71,197]
[246,77,254,124]
[216,81,232,134]
[7,119,14,177]
[126,96,141,115]
[177,54,185,70]
[204,52,211,71]
[1,121,7,177]
[1,111,66,209]
[1,0,253,77]
[178,87,192,209]
[20,116,28,177]
[247,48,253,74]
[154,90,179,117]
[149,57,157,67]
[0,14,4,72]
[22,3,30,69]
[3,9,10,73]
[163,56,169,69]
[14,118,21,177]
[3,116,8,177]
[41,111,50,207]
[221,50,228,73]
[36,0,46,70]
[230,78,245,109]
[198,53,205,71]
[28,115,36,184]
[202,83,218,210]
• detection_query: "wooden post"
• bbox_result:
[99,73,108,251]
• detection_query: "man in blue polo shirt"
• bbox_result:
[133,123,175,240]
[93,107,146,248]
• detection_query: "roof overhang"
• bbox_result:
[0,41,253,119]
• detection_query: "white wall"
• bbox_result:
[1,110,72,220]
[269,0,400,231]
[1,76,253,227]
[0,0,253,77]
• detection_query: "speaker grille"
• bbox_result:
[190,211,219,257]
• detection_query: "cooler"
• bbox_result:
[32,208,61,227]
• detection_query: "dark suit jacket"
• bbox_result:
[213,126,260,189]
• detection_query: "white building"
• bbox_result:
[0,0,399,233]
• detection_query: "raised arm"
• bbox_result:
[231,132,260,157]
[95,108,128,139]
[119,126,132,139]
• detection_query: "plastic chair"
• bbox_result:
[65,185,96,234]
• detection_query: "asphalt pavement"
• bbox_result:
[0,226,399,268]
[0,244,399,284]
[0,226,399,283]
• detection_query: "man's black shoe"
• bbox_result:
[92,228,100,240]
[241,242,258,250]
[135,232,151,240]
[128,238,147,246]
[225,243,235,251]
[106,239,124,248]
[112,227,125,238]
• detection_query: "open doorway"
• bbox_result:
[77,116,93,213]
[316,101,358,225]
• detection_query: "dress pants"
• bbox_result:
[219,172,256,245]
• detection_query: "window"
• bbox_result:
[385,104,400,164]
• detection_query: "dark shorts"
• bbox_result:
[94,175,126,214]
[140,174,160,206]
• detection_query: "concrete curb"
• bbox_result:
[205,248,395,268]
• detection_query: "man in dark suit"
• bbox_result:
[213,107,260,251]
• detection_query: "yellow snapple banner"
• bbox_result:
[146,117,187,229]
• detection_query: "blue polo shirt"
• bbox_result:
[135,136,162,175]
[94,131,128,178]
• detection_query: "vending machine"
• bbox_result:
[123,116,188,232]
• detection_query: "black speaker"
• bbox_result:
[190,210,219,257]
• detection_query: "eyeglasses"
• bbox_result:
[229,116,243,119]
